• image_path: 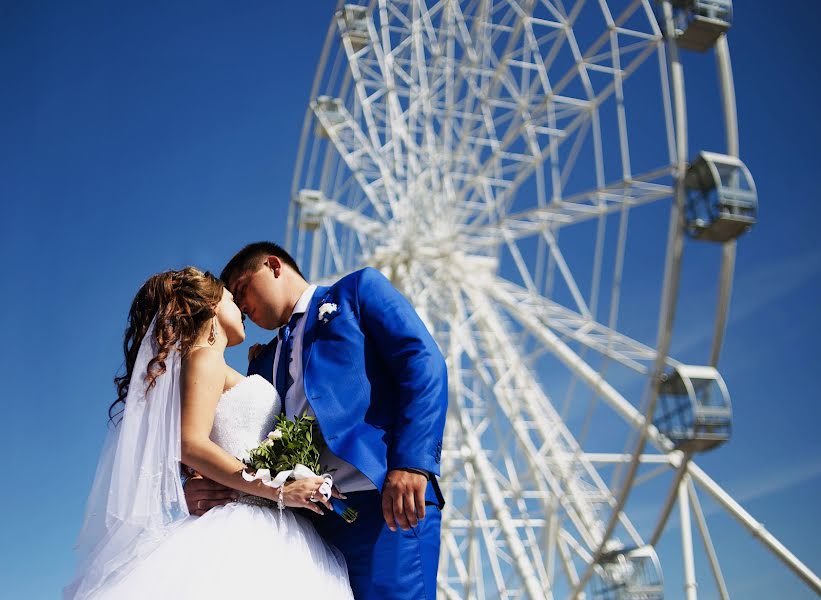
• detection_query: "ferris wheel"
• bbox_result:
[287,1,819,598]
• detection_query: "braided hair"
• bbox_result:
[110,267,224,422]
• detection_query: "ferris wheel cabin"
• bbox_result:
[671,0,733,52]
[684,151,757,242]
[592,545,664,600]
[313,96,345,139]
[340,4,369,52]
[654,365,732,453]
[296,189,324,231]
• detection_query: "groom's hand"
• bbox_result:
[248,343,265,363]
[184,474,238,516]
[382,469,428,531]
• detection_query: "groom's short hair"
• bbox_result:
[220,242,304,286]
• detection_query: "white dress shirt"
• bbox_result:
[271,285,376,493]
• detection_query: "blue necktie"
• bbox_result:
[275,313,302,408]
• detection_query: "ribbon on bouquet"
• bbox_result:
[242,463,333,500]
[242,464,358,522]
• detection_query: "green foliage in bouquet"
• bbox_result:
[243,412,358,523]
[246,413,323,476]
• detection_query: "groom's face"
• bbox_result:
[230,259,287,330]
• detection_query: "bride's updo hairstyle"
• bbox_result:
[110,267,224,421]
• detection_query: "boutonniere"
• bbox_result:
[318,301,339,323]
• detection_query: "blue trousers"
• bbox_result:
[310,489,441,600]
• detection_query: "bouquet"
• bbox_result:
[241,413,358,523]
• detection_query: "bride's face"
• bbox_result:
[215,288,245,346]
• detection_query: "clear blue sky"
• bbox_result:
[1,2,819,598]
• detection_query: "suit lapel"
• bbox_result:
[301,285,331,380]
[264,338,278,385]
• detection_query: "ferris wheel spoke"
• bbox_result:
[556,534,583,593]
[440,456,510,596]
[318,215,347,274]
[561,527,596,568]
[440,530,469,592]
[444,1,534,165]
[450,5,663,217]
[457,285,632,552]
[460,166,674,250]
[446,337,549,595]
[311,98,399,219]
[295,189,385,240]
[687,463,821,595]
[336,7,414,193]
[444,286,605,594]
[373,1,424,180]
[453,385,554,599]
[436,581,463,600]
[454,98,590,225]
[467,274,673,454]
[486,275,678,374]
[341,1,454,186]
[686,477,731,600]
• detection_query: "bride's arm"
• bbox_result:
[180,350,328,514]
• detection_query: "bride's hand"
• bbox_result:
[280,477,332,515]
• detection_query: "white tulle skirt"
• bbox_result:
[91,501,354,599]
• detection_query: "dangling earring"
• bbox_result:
[208,317,217,345]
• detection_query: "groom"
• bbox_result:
[185,241,447,600]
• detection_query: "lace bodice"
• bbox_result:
[209,375,281,460]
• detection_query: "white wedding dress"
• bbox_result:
[81,374,354,599]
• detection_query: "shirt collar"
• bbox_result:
[290,284,317,319]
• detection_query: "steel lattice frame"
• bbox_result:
[287,0,821,597]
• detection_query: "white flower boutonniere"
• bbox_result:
[318,302,339,323]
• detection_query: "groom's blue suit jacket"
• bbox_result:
[248,267,447,500]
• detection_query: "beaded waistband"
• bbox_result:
[236,494,278,509]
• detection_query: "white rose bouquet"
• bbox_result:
[241,413,358,523]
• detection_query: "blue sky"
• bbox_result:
[1,2,819,598]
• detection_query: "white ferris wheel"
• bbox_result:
[287,1,820,598]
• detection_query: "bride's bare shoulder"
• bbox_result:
[222,366,246,391]
[181,348,227,387]
[183,349,247,395]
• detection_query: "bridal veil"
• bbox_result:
[65,317,189,599]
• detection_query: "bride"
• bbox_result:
[65,267,354,599]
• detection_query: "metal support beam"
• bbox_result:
[678,474,698,600]
[688,478,730,600]
[689,463,821,595]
